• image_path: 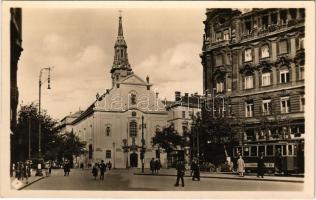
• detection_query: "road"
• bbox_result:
[24,168,303,191]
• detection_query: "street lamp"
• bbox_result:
[141,115,146,173]
[36,67,51,176]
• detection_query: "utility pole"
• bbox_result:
[141,115,145,173]
[28,115,31,160]
[36,67,51,176]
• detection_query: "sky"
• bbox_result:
[18,8,205,120]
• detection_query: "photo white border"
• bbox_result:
[1,1,314,199]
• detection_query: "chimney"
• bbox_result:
[156,92,159,98]
[146,76,149,83]
[185,93,189,97]
[175,91,181,101]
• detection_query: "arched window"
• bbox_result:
[130,121,137,137]
[106,126,111,136]
[131,94,136,105]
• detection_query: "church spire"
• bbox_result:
[111,11,132,86]
[118,10,123,36]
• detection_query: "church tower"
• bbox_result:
[111,12,132,86]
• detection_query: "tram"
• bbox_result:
[232,138,304,174]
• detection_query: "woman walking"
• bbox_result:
[237,155,245,177]
[92,163,99,180]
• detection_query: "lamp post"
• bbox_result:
[36,67,51,176]
[141,115,146,173]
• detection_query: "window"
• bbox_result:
[244,75,254,89]
[289,9,297,20]
[261,45,270,58]
[288,145,293,156]
[245,20,251,34]
[245,102,254,117]
[130,93,136,105]
[280,97,290,114]
[298,65,304,80]
[262,15,269,29]
[244,49,252,62]
[262,99,272,116]
[280,10,287,25]
[216,80,224,92]
[106,150,111,159]
[189,111,193,118]
[215,32,222,41]
[280,69,290,83]
[106,126,111,136]
[182,111,186,119]
[300,95,305,112]
[296,37,304,50]
[271,13,278,24]
[250,146,257,157]
[215,54,223,66]
[262,72,271,86]
[258,146,265,156]
[243,147,249,157]
[130,121,137,137]
[223,30,230,40]
[282,145,287,156]
[266,145,274,156]
[278,40,288,55]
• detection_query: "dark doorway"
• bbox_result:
[130,153,138,167]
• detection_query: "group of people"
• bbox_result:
[174,159,200,187]
[12,161,32,183]
[92,160,112,180]
[236,153,265,178]
[150,158,161,174]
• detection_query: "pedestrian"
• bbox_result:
[150,158,155,174]
[108,161,112,170]
[257,152,265,178]
[12,163,15,177]
[154,159,161,174]
[92,163,99,180]
[66,161,71,176]
[48,161,52,175]
[99,160,106,181]
[237,155,245,177]
[275,148,282,174]
[16,162,21,180]
[174,160,185,187]
[20,162,25,181]
[191,160,200,181]
[64,161,70,176]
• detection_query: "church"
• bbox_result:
[70,14,169,168]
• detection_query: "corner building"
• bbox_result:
[200,9,305,172]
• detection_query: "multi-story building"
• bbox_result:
[10,8,23,164]
[200,8,305,172]
[59,110,83,135]
[165,91,202,167]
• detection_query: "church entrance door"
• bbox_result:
[130,153,138,167]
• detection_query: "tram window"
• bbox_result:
[250,146,257,157]
[288,145,293,156]
[258,146,265,156]
[294,145,297,155]
[266,145,274,156]
[243,147,250,156]
[282,145,287,156]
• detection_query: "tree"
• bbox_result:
[13,103,86,164]
[13,102,61,162]
[152,123,184,154]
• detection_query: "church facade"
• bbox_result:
[70,15,169,168]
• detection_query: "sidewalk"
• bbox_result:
[133,168,304,183]
[10,170,46,190]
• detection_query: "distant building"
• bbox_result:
[200,8,305,172]
[165,91,202,167]
[10,8,23,163]
[59,110,83,134]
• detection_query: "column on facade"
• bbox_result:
[254,70,259,89]
[290,62,296,83]
[272,66,277,86]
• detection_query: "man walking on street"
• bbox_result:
[150,158,155,174]
[99,160,106,181]
[174,160,185,187]
[257,152,265,178]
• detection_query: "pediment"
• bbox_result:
[121,74,149,86]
